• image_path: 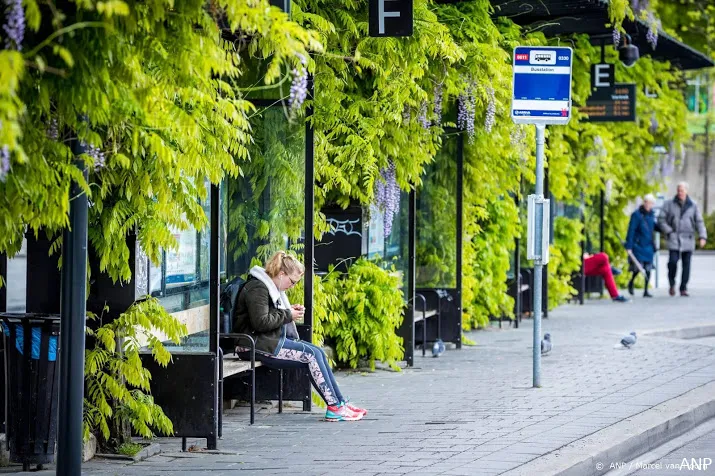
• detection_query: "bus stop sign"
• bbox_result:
[511,46,573,125]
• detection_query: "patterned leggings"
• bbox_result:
[256,339,344,406]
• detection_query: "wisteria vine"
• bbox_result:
[458,80,476,141]
[374,160,400,237]
[485,86,496,133]
[433,83,443,127]
[2,0,24,50]
[289,54,308,111]
[0,146,10,182]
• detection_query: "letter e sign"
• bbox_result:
[591,64,615,89]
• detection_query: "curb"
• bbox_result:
[501,381,715,476]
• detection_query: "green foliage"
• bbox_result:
[83,297,187,449]
[0,0,319,283]
[548,217,584,309]
[704,212,715,250]
[313,259,404,371]
[117,442,143,457]
[227,108,306,265]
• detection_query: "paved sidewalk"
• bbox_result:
[7,255,715,475]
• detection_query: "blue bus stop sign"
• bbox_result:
[511,46,573,125]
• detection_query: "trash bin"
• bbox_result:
[1,313,60,471]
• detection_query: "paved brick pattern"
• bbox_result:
[5,255,715,475]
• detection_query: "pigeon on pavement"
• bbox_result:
[620,331,637,349]
[541,333,552,355]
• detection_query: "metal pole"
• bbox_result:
[455,133,464,348]
[533,124,545,388]
[57,147,89,476]
[207,183,219,450]
[303,71,315,411]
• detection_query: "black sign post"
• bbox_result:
[581,83,637,122]
[369,0,413,37]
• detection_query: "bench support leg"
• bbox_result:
[207,436,217,451]
[182,437,187,452]
[218,347,224,438]
[278,369,283,414]
[250,367,255,425]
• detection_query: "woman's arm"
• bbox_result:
[245,285,292,332]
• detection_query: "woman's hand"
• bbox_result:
[290,307,305,320]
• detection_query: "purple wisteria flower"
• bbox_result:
[0,146,10,181]
[374,160,400,237]
[47,117,59,141]
[458,80,476,141]
[3,0,25,50]
[402,104,411,124]
[433,83,443,127]
[645,11,660,49]
[649,113,658,134]
[418,101,430,129]
[485,86,496,133]
[613,28,621,47]
[289,54,308,111]
[81,141,106,170]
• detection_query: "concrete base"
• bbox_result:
[0,434,8,467]
[502,381,715,476]
[83,434,97,463]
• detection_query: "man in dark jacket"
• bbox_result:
[658,182,708,296]
[625,194,659,298]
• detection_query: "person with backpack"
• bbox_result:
[625,194,659,298]
[232,251,367,422]
[658,182,708,297]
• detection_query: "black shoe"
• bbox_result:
[628,281,635,296]
[669,287,676,296]
[643,292,653,298]
[680,290,690,297]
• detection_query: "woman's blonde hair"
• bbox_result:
[265,251,305,278]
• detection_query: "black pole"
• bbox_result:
[0,252,6,312]
[207,183,220,450]
[303,72,315,411]
[406,189,416,366]
[304,72,314,333]
[455,134,464,348]
[57,146,89,476]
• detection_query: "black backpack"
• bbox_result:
[219,276,247,334]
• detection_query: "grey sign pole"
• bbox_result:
[532,124,545,388]
[512,45,572,389]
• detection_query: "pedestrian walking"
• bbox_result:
[658,182,708,297]
[625,194,659,298]
[232,250,367,421]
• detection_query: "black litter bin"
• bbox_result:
[1,313,60,471]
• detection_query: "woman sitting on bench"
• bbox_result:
[234,251,367,422]
[583,252,629,303]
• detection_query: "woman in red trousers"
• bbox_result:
[583,252,629,302]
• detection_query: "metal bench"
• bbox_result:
[414,292,442,356]
[216,333,284,434]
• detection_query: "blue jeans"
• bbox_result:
[256,339,344,406]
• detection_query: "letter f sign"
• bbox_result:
[369,0,413,37]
